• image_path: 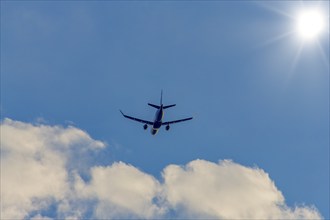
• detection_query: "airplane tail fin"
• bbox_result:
[160,90,163,105]
[163,104,176,109]
[148,103,160,109]
[149,90,172,109]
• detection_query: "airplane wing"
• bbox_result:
[120,110,153,125]
[162,117,193,125]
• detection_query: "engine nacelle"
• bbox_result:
[165,124,170,131]
[143,124,148,130]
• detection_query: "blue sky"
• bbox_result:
[1,1,329,219]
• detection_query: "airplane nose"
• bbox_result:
[151,129,157,135]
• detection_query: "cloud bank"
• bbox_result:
[1,118,322,219]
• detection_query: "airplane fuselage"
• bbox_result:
[151,105,164,135]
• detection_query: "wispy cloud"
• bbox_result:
[0,118,322,219]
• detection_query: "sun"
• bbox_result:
[296,9,325,41]
[256,1,328,81]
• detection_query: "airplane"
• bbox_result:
[120,91,193,135]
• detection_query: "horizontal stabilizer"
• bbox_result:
[148,103,160,109]
[163,104,176,109]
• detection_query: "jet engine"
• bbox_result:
[165,124,170,131]
[143,124,148,130]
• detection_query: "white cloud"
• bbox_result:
[162,159,321,219]
[30,214,53,220]
[78,163,165,219]
[0,118,323,219]
[0,118,105,219]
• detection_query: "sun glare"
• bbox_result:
[257,2,329,81]
[296,9,325,41]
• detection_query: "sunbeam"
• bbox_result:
[285,42,305,87]
[316,41,330,69]
[257,31,294,48]
[255,1,296,19]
